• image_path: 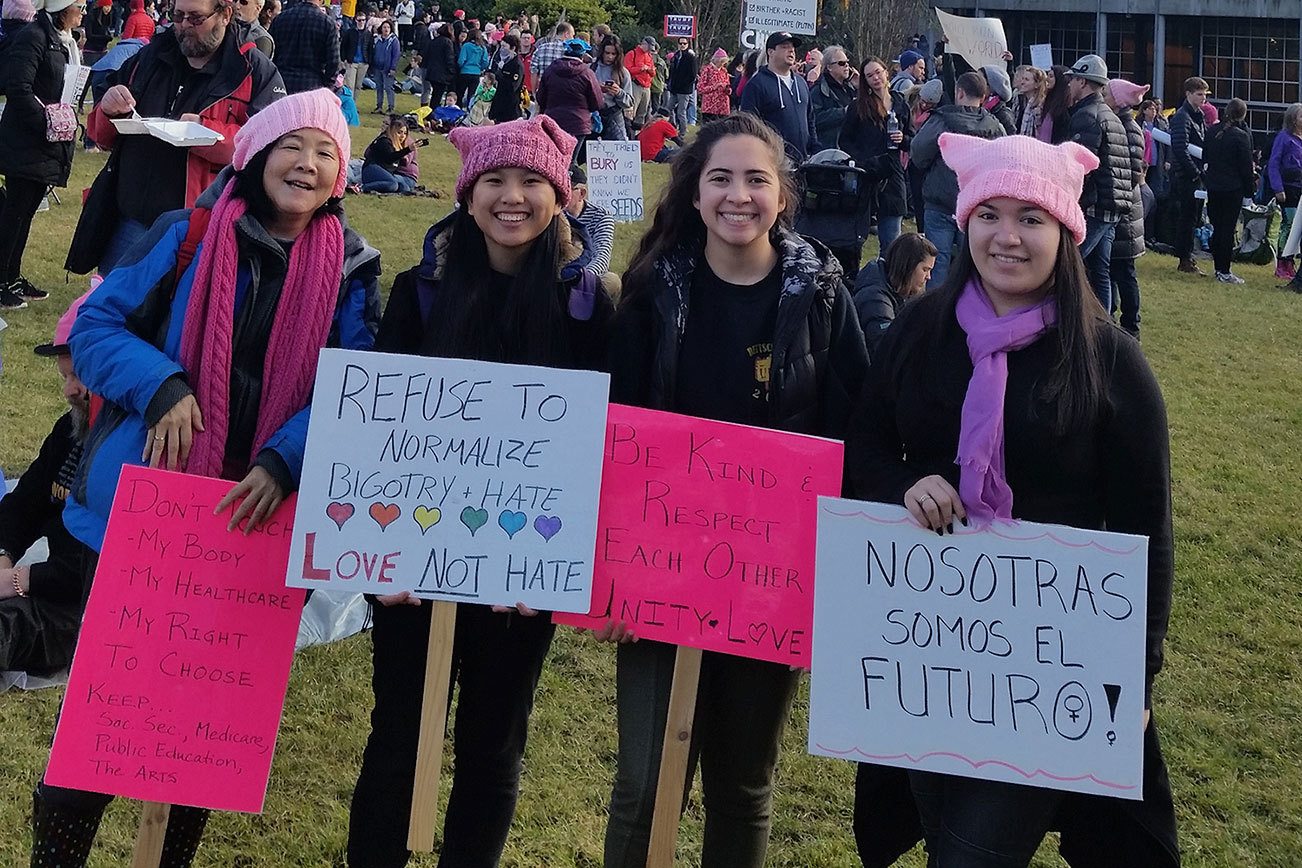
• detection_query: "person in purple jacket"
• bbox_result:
[1267,103,1302,281]
[537,38,603,164]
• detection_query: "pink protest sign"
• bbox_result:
[553,405,843,666]
[46,466,303,813]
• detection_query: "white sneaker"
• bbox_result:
[1214,271,1245,284]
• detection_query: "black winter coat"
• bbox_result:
[1066,92,1134,222]
[340,24,375,66]
[850,258,903,359]
[1169,101,1205,184]
[488,52,523,122]
[422,33,457,84]
[0,13,74,187]
[609,230,869,441]
[838,91,912,218]
[1203,120,1255,198]
[1114,107,1147,260]
[809,72,855,153]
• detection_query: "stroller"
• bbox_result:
[1234,200,1279,265]
[794,149,871,279]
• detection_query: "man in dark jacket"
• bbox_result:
[910,70,1005,286]
[268,0,340,93]
[811,44,856,151]
[1106,79,1149,337]
[1,297,94,676]
[341,13,374,94]
[741,31,820,162]
[79,0,285,275]
[1170,76,1209,274]
[1064,54,1135,311]
[666,36,696,133]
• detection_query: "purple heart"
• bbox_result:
[533,514,562,542]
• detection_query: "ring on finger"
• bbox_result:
[919,493,935,503]
[154,435,165,441]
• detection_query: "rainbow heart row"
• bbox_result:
[324,501,563,541]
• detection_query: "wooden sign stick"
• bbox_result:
[407,600,459,853]
[130,801,170,868]
[646,646,704,868]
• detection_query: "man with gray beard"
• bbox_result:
[72,0,285,275]
[0,295,94,676]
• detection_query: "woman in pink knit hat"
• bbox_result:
[848,132,1178,867]
[34,89,382,867]
[347,113,617,868]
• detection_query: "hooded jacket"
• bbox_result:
[0,12,74,187]
[1203,119,1255,198]
[1066,90,1134,223]
[740,65,820,161]
[608,229,868,439]
[537,56,602,137]
[1114,106,1147,260]
[65,169,381,551]
[850,257,903,358]
[121,0,154,40]
[910,103,1005,213]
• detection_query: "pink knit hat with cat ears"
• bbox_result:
[939,132,1100,244]
[232,89,352,197]
[449,114,577,205]
[1107,78,1150,109]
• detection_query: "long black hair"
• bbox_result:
[436,208,573,367]
[620,113,798,307]
[934,224,1105,434]
[1042,64,1073,142]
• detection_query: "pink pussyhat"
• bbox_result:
[450,114,576,205]
[34,284,97,357]
[1107,78,1150,109]
[939,132,1099,244]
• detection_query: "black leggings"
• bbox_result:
[1206,190,1241,274]
[0,176,47,283]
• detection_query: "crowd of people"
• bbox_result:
[1,1,1291,865]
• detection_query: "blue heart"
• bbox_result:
[498,510,527,539]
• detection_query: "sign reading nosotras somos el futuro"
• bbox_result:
[286,349,610,613]
[809,498,1149,800]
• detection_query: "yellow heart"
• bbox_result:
[413,505,442,534]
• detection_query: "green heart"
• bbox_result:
[460,506,489,536]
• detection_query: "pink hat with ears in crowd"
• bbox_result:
[939,132,1100,244]
[449,114,577,205]
[34,285,97,357]
[712,47,728,61]
[1107,78,1150,109]
[232,89,352,197]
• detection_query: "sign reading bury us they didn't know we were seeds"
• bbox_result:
[286,349,610,613]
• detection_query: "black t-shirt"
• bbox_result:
[674,260,781,426]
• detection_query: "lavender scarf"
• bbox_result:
[954,277,1057,524]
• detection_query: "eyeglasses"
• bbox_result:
[169,7,220,25]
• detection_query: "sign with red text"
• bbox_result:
[46,467,302,813]
[286,349,610,612]
[809,498,1149,799]
[553,405,843,667]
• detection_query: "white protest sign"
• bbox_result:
[743,0,817,36]
[286,349,610,612]
[1030,43,1053,71]
[936,9,1008,70]
[586,140,644,222]
[61,64,90,106]
[809,498,1149,800]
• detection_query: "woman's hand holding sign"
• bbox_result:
[904,474,967,535]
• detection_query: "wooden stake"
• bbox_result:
[407,601,459,853]
[130,802,169,868]
[646,646,704,868]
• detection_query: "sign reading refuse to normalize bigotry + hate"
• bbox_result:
[286,348,610,612]
[809,499,1149,799]
[553,405,844,667]
[46,467,302,813]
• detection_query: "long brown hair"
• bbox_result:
[854,56,890,122]
[596,34,625,81]
[620,113,798,306]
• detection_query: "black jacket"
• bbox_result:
[838,91,912,218]
[421,32,457,84]
[488,52,523,122]
[1169,101,1206,184]
[1203,120,1256,198]
[340,23,375,66]
[810,72,855,153]
[609,230,869,441]
[910,104,1005,213]
[363,134,413,171]
[1114,107,1147,260]
[848,291,1178,868]
[1066,91,1134,222]
[0,13,74,187]
[268,0,341,93]
[667,48,696,95]
[850,258,903,358]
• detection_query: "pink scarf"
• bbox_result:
[178,184,345,479]
[954,278,1056,524]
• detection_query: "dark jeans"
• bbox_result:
[457,73,480,108]
[347,601,555,868]
[603,640,800,868]
[0,176,47,283]
[1172,179,1200,260]
[909,770,1063,867]
[1206,189,1241,275]
[1110,254,1141,336]
[1079,217,1116,312]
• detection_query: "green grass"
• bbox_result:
[2,93,1301,866]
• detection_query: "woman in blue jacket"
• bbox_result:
[33,90,381,868]
[371,20,402,114]
[457,27,490,108]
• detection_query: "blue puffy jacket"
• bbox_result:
[458,41,489,76]
[66,169,382,551]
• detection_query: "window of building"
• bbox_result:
[1197,17,1299,136]
[1008,11,1096,69]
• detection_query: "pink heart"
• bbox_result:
[326,501,355,530]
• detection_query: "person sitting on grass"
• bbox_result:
[361,115,430,193]
[638,106,684,163]
[852,232,937,358]
[432,90,468,132]
[468,69,498,125]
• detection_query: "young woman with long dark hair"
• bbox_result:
[838,56,911,254]
[1041,63,1074,144]
[592,34,633,140]
[849,132,1178,868]
[598,112,870,868]
[852,231,937,357]
[346,114,616,868]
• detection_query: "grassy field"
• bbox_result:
[1,93,1301,866]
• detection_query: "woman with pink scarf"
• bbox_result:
[848,133,1178,868]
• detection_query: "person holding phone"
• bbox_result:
[360,115,426,193]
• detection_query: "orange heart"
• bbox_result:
[368,502,401,530]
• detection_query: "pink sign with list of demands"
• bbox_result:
[554,404,843,667]
[46,466,303,814]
